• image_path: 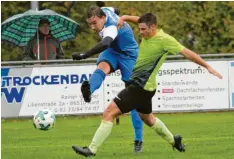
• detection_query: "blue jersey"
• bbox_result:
[100,8,138,57]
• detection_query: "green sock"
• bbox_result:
[151,117,175,145]
[89,120,113,153]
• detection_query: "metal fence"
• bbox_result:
[2,53,234,66]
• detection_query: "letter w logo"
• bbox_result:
[1,87,25,103]
[1,68,25,103]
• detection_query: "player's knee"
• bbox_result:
[97,62,111,74]
[103,106,115,122]
[103,102,121,122]
[103,109,115,122]
[141,114,155,127]
[143,119,152,126]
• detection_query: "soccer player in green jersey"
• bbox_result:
[72,13,223,157]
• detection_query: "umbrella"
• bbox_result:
[1,9,79,47]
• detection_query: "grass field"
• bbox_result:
[2,112,234,159]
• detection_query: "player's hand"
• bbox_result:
[72,52,88,60]
[207,66,223,79]
[117,17,125,29]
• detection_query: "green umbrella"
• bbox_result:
[1,9,79,46]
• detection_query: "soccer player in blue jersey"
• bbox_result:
[72,5,143,152]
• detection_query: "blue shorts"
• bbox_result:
[97,48,138,82]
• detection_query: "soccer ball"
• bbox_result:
[33,109,56,130]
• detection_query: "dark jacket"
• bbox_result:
[23,31,64,60]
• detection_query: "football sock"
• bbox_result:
[89,69,106,93]
[89,120,113,153]
[151,117,175,145]
[131,109,143,141]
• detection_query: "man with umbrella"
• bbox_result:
[23,18,64,61]
[1,9,79,60]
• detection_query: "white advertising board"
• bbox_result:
[229,61,234,109]
[1,65,104,117]
[103,61,229,112]
[1,60,231,118]
[153,61,229,111]
[104,70,124,108]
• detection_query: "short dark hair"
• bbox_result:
[86,5,106,19]
[138,13,157,26]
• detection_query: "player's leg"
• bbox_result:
[138,112,185,152]
[118,53,144,152]
[88,101,122,154]
[130,109,143,152]
[72,100,121,157]
[136,90,185,152]
[81,49,118,102]
[72,85,137,156]
[138,112,175,145]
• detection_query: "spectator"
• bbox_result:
[23,18,64,61]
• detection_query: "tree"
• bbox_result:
[1,1,234,61]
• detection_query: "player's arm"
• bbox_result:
[180,48,223,79]
[114,8,120,15]
[117,15,140,28]
[72,25,117,60]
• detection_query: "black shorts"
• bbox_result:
[114,84,156,114]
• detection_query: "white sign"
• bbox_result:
[18,65,104,116]
[103,61,229,112]
[104,70,124,108]
[153,61,229,111]
[1,60,231,118]
[229,61,234,109]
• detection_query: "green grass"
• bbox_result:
[2,112,234,159]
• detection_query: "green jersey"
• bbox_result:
[130,29,185,91]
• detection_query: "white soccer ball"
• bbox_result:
[33,109,56,130]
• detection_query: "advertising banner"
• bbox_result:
[104,70,124,108]
[1,65,104,117]
[153,61,229,111]
[229,61,234,108]
[1,60,231,117]
[103,61,230,112]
